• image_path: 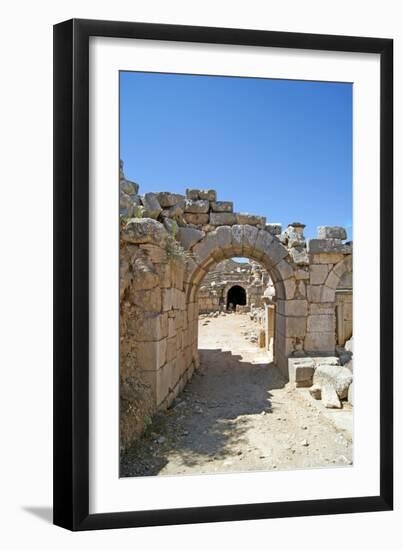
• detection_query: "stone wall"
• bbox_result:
[119,217,197,452]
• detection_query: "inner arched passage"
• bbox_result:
[226,285,247,310]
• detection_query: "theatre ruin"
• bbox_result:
[119,161,353,451]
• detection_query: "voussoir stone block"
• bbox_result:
[177,227,205,249]
[264,223,282,235]
[309,264,329,285]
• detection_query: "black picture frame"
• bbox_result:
[53,18,393,531]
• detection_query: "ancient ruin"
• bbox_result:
[119,161,353,453]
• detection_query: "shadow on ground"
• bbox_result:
[120,348,286,477]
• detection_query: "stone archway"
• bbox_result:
[184,224,302,377]
[226,284,247,310]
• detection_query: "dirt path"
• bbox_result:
[121,313,352,477]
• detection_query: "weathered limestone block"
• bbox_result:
[157,192,185,208]
[307,314,336,333]
[295,268,310,280]
[184,213,210,225]
[211,201,233,213]
[132,288,162,313]
[295,364,315,387]
[274,259,294,281]
[121,178,139,196]
[288,357,314,385]
[306,285,322,303]
[266,238,289,266]
[185,189,200,200]
[277,299,308,317]
[310,302,335,315]
[166,336,177,362]
[277,314,306,337]
[313,364,353,399]
[236,213,266,226]
[243,225,259,255]
[231,224,244,255]
[334,255,353,277]
[304,332,335,353]
[289,247,309,266]
[317,226,347,240]
[264,223,282,235]
[254,229,274,259]
[281,277,297,300]
[162,200,186,221]
[161,289,173,311]
[307,239,352,254]
[136,339,167,370]
[141,192,162,219]
[131,256,159,290]
[209,212,237,226]
[184,199,210,213]
[321,286,336,302]
[216,225,232,252]
[198,189,217,201]
[139,243,168,263]
[192,232,219,267]
[325,270,341,289]
[309,264,329,285]
[321,384,342,408]
[122,218,168,245]
[311,252,345,265]
[177,226,205,249]
[133,312,168,341]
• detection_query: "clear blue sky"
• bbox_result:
[120,71,352,240]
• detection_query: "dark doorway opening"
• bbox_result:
[227,285,247,310]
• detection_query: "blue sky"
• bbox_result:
[120,72,352,240]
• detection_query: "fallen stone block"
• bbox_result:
[313,364,353,400]
[322,384,342,408]
[309,384,322,400]
[295,364,315,387]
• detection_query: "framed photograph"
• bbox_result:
[53,19,393,530]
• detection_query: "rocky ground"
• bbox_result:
[120,313,352,477]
